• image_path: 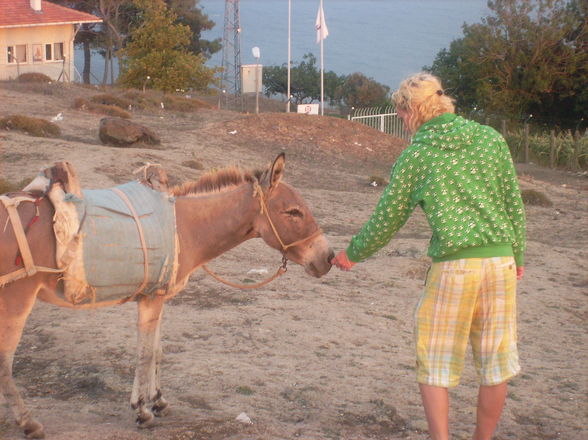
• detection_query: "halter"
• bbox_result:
[202,180,323,289]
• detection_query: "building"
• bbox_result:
[0,0,101,81]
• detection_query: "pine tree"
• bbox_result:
[118,0,217,93]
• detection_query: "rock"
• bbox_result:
[235,412,252,424]
[99,117,160,147]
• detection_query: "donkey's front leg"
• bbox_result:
[0,283,45,439]
[150,310,169,418]
[131,295,167,428]
[0,352,44,439]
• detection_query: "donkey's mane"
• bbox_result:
[171,166,264,196]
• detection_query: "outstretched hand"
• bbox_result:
[331,250,356,271]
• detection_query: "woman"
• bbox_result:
[332,72,526,440]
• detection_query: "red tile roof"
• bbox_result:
[0,0,102,28]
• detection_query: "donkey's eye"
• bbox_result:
[284,208,303,218]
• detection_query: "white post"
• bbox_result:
[320,0,324,116]
[255,61,259,114]
[287,0,291,113]
[252,47,261,114]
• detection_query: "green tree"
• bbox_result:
[263,53,344,106]
[164,0,221,59]
[337,72,390,109]
[54,0,102,84]
[427,0,587,127]
[118,0,217,93]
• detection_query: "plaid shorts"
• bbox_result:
[415,257,520,387]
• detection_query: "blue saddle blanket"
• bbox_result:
[72,181,176,300]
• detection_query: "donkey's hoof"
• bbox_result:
[136,410,155,428]
[23,419,45,439]
[152,398,170,417]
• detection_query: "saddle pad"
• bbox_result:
[73,181,176,300]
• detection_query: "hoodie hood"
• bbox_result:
[412,113,480,151]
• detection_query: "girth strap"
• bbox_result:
[0,195,64,287]
[110,187,149,302]
[1,196,37,276]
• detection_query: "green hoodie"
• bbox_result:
[347,113,526,267]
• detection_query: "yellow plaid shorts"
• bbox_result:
[415,257,520,387]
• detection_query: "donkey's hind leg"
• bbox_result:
[0,281,44,439]
[130,295,168,427]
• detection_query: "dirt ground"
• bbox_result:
[0,82,587,440]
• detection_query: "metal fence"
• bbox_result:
[348,106,411,141]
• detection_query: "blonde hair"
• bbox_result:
[392,72,455,133]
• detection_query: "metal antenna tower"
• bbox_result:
[220,0,242,110]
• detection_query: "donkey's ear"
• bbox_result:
[268,153,286,189]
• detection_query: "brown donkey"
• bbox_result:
[0,154,333,438]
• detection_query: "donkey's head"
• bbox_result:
[254,154,333,277]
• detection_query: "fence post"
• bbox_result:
[523,123,530,163]
[572,130,581,172]
[549,129,556,169]
[501,120,507,139]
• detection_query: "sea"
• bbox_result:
[76,0,490,90]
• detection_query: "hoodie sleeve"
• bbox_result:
[500,141,526,266]
[346,151,421,262]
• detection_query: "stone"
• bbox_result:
[99,117,160,147]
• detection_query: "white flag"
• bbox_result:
[315,2,329,43]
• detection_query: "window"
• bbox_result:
[33,44,43,62]
[54,42,64,60]
[7,45,27,63]
[15,44,27,63]
[45,43,52,61]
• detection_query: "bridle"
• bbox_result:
[202,180,323,289]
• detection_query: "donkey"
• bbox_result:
[0,154,333,439]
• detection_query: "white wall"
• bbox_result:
[0,24,75,81]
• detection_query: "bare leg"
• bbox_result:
[150,310,169,417]
[472,382,508,440]
[130,295,166,427]
[419,384,449,440]
[0,282,44,439]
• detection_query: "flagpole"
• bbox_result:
[320,0,324,115]
[287,0,291,113]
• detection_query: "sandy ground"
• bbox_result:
[0,82,587,440]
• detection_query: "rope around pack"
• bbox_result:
[201,180,322,290]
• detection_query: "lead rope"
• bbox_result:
[201,181,321,290]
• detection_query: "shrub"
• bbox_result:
[121,89,160,110]
[369,175,389,187]
[162,95,211,112]
[521,189,553,207]
[18,72,52,83]
[89,94,133,110]
[0,177,33,194]
[505,129,587,170]
[120,89,211,112]
[0,115,60,137]
[73,98,132,119]
[182,160,204,170]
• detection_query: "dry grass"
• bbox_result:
[120,89,212,112]
[89,94,133,110]
[521,189,553,207]
[0,114,61,137]
[162,95,212,112]
[369,175,389,186]
[18,72,52,83]
[0,177,32,194]
[0,79,69,97]
[182,159,205,170]
[72,98,132,119]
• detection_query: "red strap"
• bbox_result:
[14,196,43,267]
